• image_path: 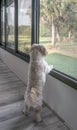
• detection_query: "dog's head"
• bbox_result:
[30,44,48,56]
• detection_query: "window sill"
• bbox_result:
[0,45,30,63]
[50,69,77,90]
[0,45,77,90]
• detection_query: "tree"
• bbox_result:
[40,0,77,45]
[40,0,65,45]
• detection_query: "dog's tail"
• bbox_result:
[30,88,39,101]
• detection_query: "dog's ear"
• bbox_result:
[30,44,37,53]
[37,45,48,56]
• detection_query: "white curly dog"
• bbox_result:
[23,44,53,122]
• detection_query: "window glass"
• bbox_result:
[18,0,32,53]
[1,0,5,45]
[6,0,15,49]
[40,0,77,79]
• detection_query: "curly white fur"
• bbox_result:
[23,44,53,121]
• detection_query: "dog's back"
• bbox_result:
[28,59,45,90]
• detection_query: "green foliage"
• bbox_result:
[8,25,14,35]
[40,0,77,39]
[40,24,51,37]
[18,26,31,36]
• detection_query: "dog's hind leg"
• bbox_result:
[34,106,42,122]
[23,103,30,116]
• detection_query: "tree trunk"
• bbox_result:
[68,30,72,40]
[56,27,60,43]
[51,15,56,46]
[68,25,73,41]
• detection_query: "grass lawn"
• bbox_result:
[45,53,77,79]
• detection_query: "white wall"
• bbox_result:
[0,48,77,130]
[0,48,28,83]
[44,75,77,130]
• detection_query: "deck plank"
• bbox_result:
[0,77,20,84]
[0,85,25,106]
[0,101,24,122]
[0,81,25,91]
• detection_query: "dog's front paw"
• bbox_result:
[50,65,53,70]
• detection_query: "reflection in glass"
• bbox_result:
[18,0,32,53]
[6,0,15,49]
[1,3,5,44]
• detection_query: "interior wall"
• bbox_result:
[0,48,28,83]
[0,48,77,130]
[44,75,77,130]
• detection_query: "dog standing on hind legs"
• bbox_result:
[23,44,53,122]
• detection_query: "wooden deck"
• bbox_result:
[0,58,71,130]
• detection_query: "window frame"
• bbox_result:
[0,0,1,45]
[0,0,6,46]
[15,0,18,52]
[0,0,77,90]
